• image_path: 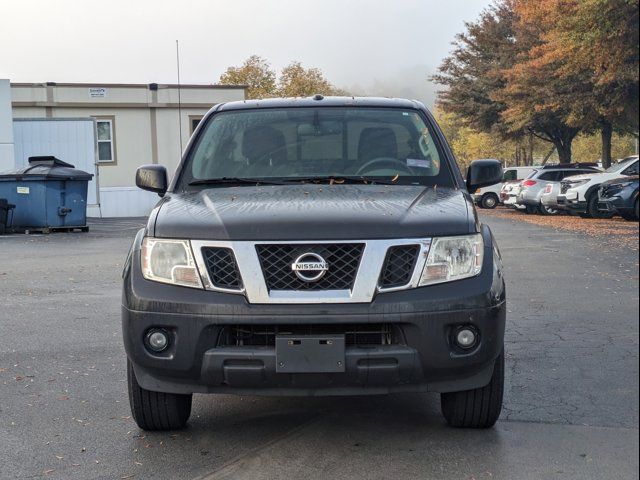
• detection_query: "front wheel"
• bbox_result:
[127,360,192,431]
[587,192,613,219]
[441,350,504,428]
[539,204,559,216]
[620,200,639,221]
[480,193,499,209]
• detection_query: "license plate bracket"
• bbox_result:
[275,334,345,373]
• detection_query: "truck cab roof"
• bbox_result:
[214,96,426,112]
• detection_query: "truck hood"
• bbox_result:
[151,184,475,240]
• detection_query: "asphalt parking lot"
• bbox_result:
[1,214,638,480]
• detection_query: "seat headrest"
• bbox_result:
[358,128,398,161]
[242,126,287,164]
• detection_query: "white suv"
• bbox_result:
[472,165,537,209]
[558,156,639,218]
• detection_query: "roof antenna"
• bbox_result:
[176,39,184,154]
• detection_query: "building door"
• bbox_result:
[12,118,100,211]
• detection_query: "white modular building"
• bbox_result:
[7,81,246,217]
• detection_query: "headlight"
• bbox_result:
[141,238,203,288]
[612,180,635,188]
[419,234,484,286]
[568,179,590,187]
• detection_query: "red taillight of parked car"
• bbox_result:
[522,180,537,187]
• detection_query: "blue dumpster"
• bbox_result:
[0,156,94,232]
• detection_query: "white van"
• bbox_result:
[473,165,538,208]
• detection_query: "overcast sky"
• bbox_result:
[1,0,490,106]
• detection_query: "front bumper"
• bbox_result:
[563,199,588,213]
[557,190,588,213]
[541,194,568,211]
[600,195,634,216]
[503,195,522,207]
[122,227,506,396]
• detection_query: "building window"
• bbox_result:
[190,116,203,134]
[96,118,116,163]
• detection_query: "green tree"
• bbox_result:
[434,106,554,168]
[219,55,277,99]
[572,132,638,163]
[432,1,518,139]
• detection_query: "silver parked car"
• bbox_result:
[517,164,601,215]
[540,182,564,213]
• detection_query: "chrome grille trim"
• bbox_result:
[191,239,432,304]
[257,243,364,291]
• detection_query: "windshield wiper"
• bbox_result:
[189,175,407,187]
[189,177,288,186]
[280,175,401,185]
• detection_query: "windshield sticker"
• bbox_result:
[407,158,431,169]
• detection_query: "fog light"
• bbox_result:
[455,327,477,349]
[146,329,169,352]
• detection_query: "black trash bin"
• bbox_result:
[0,198,16,235]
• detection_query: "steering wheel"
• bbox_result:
[355,157,414,176]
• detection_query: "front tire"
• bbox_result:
[524,205,537,215]
[587,192,613,219]
[127,360,192,431]
[441,350,504,428]
[480,193,499,209]
[620,200,639,221]
[539,204,559,216]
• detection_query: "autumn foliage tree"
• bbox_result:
[432,1,519,141]
[219,56,344,99]
[434,0,639,165]
[278,61,343,97]
[497,0,584,164]
[514,0,639,167]
[219,55,277,100]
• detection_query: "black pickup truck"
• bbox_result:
[123,96,506,430]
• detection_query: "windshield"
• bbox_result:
[606,158,636,173]
[178,107,453,188]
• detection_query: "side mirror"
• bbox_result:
[466,159,503,194]
[136,165,168,197]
